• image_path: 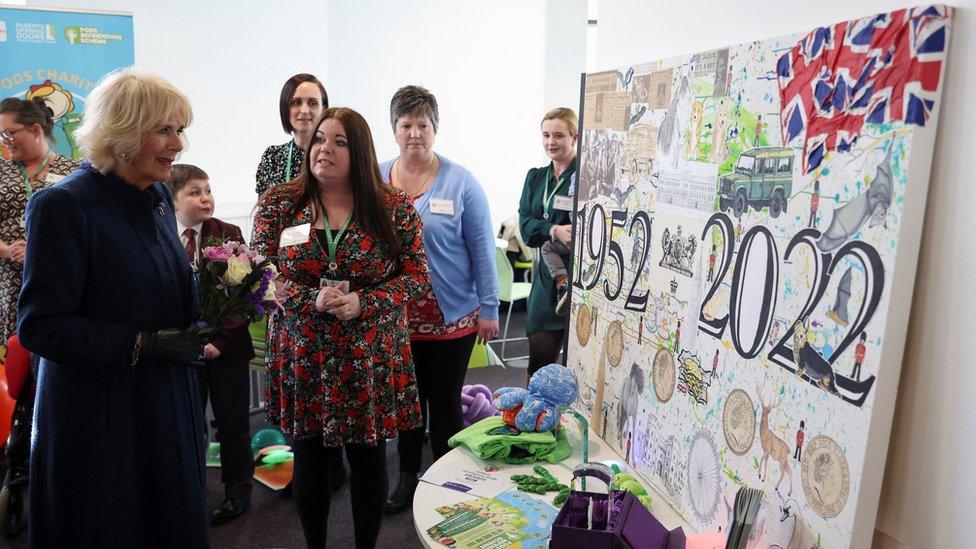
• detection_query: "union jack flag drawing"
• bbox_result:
[777,5,950,173]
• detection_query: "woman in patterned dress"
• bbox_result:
[0,97,80,343]
[0,96,80,537]
[251,107,427,549]
[254,73,328,195]
[256,73,348,493]
[378,85,500,514]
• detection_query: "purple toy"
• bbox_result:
[460,384,498,427]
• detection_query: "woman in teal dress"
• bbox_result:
[518,108,578,380]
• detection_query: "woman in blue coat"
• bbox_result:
[17,69,209,548]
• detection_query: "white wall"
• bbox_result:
[25,0,588,232]
[327,0,557,230]
[597,1,976,548]
[544,0,587,112]
[26,0,329,224]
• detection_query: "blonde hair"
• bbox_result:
[75,68,193,174]
[541,107,578,136]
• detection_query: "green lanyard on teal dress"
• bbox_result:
[18,151,52,199]
[541,166,566,220]
[285,141,295,182]
[315,195,353,273]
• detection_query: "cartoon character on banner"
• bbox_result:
[27,80,81,158]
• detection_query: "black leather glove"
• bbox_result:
[138,329,205,366]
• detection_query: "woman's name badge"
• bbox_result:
[279,223,311,247]
[429,199,454,216]
[44,172,66,185]
[553,195,574,212]
[319,278,350,294]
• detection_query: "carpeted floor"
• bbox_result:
[5,310,537,549]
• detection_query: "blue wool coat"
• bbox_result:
[17,163,209,548]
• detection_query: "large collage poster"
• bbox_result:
[0,6,134,159]
[567,6,950,547]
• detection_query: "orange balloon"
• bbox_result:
[0,366,14,443]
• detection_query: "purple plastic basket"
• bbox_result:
[550,464,686,549]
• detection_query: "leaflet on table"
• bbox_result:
[420,448,517,498]
[426,491,557,549]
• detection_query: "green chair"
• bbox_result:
[248,319,268,414]
[513,259,533,283]
[493,247,532,362]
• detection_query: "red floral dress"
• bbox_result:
[406,196,480,341]
[251,184,428,447]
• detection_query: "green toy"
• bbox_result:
[511,465,570,506]
[611,471,652,509]
[261,449,294,465]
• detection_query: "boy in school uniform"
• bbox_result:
[168,164,255,524]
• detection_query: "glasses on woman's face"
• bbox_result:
[0,127,28,142]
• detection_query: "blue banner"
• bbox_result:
[0,6,134,159]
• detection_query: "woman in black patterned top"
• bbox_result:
[0,97,81,344]
[255,74,328,195]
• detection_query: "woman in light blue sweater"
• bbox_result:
[379,85,500,514]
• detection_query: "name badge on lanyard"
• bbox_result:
[553,195,573,212]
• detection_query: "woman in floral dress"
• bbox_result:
[251,107,427,549]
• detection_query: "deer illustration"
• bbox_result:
[757,384,793,495]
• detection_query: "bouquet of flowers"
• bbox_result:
[191,240,282,337]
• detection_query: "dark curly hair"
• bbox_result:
[1,96,57,142]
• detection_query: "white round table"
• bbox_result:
[411,418,692,547]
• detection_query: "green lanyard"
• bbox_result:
[285,141,295,182]
[541,166,565,220]
[316,195,353,272]
[18,151,52,199]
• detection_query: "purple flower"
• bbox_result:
[203,245,233,262]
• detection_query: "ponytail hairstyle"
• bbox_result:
[0,96,57,143]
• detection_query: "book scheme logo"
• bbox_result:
[63,26,123,45]
[0,22,7,43]
[15,23,56,44]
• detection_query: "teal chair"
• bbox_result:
[494,247,532,362]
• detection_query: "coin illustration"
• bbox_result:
[576,303,593,346]
[652,347,676,403]
[606,320,623,366]
[722,389,756,456]
[801,435,850,518]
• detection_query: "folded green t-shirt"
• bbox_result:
[448,416,572,464]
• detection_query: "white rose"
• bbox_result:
[263,281,279,303]
[222,255,252,286]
